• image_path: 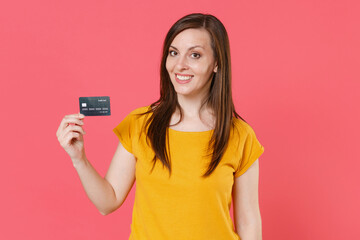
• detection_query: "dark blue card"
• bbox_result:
[79,96,111,116]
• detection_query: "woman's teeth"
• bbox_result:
[176,74,193,80]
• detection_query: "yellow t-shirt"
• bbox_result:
[113,106,265,240]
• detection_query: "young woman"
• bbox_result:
[56,13,265,240]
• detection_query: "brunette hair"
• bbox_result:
[140,13,246,178]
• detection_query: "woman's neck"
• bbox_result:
[177,94,206,117]
[171,94,215,131]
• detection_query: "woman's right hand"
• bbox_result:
[56,113,87,165]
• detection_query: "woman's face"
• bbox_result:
[166,28,218,99]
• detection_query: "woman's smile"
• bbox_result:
[175,73,194,84]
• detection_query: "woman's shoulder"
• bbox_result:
[115,105,152,132]
[128,105,152,115]
[232,117,256,135]
[123,105,153,127]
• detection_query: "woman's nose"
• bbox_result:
[175,55,189,70]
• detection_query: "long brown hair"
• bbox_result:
[140,13,246,178]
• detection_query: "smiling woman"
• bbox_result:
[166,28,218,99]
[57,13,265,240]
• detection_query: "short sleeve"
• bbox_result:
[234,124,265,178]
[113,112,134,154]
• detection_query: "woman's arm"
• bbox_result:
[74,142,136,215]
[57,114,136,215]
[232,159,262,240]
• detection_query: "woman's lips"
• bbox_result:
[175,74,193,84]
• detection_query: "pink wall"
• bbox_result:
[1,0,359,239]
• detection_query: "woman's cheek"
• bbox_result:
[167,58,177,71]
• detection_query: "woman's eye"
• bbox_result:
[191,53,200,58]
[169,50,177,56]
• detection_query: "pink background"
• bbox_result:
[1,0,359,239]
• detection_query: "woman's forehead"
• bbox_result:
[170,28,212,49]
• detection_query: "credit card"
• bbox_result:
[79,96,111,116]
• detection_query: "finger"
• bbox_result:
[65,113,85,123]
[59,114,85,131]
[70,124,86,135]
[66,113,85,119]
[63,124,86,137]
[58,124,85,143]
[63,131,81,147]
[57,120,83,139]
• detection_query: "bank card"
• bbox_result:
[79,96,111,116]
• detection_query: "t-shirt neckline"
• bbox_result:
[168,127,214,134]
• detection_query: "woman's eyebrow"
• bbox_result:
[169,45,204,51]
